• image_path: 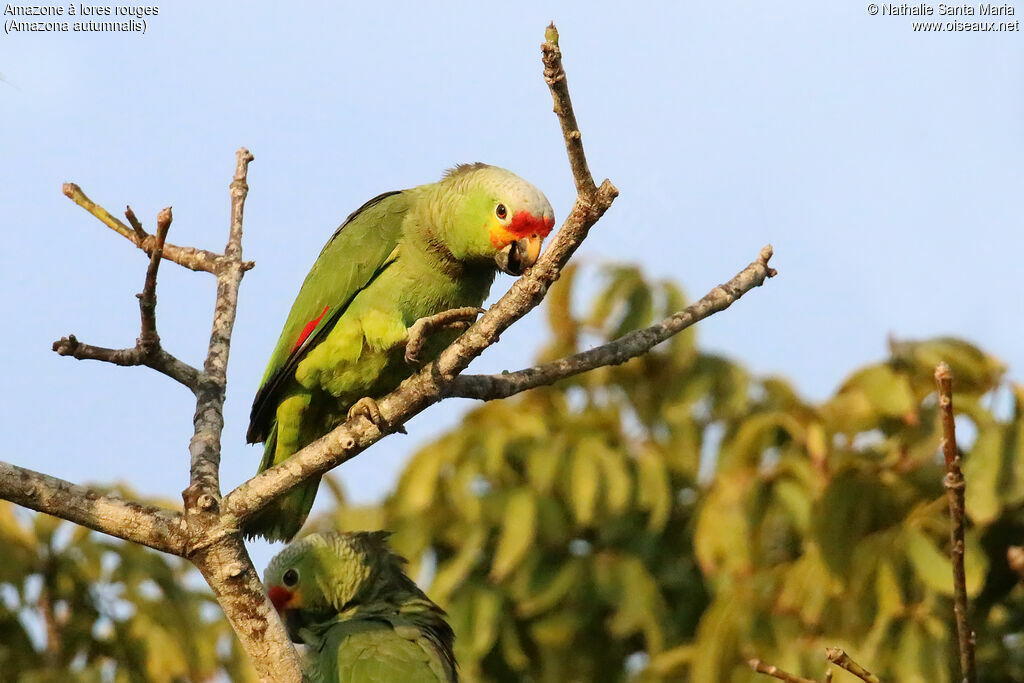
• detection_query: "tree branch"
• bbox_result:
[0,461,184,555]
[450,245,775,400]
[51,201,203,392]
[824,648,881,683]
[138,207,172,354]
[62,182,254,274]
[164,148,302,682]
[51,335,202,391]
[935,363,977,683]
[542,22,595,196]
[185,148,254,502]
[748,658,820,683]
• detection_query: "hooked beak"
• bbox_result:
[495,235,542,276]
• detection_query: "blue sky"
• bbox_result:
[2,2,1022,570]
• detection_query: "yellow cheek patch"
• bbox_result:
[489,220,517,248]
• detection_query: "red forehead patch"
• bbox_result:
[268,585,292,612]
[507,211,555,239]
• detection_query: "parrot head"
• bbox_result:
[439,163,555,276]
[264,531,426,639]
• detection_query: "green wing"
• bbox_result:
[247,190,408,443]
[310,620,453,683]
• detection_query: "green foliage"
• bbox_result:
[316,265,1024,682]
[0,489,256,683]
[5,263,1023,681]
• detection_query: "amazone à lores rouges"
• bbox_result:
[265,531,458,682]
[244,164,555,541]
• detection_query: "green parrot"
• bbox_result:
[265,531,457,682]
[245,164,555,541]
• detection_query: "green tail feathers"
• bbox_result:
[242,426,321,542]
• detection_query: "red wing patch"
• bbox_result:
[292,305,330,352]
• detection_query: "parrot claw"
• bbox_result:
[405,307,487,364]
[347,397,407,434]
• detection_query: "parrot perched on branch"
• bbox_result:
[265,531,457,682]
[244,164,555,541]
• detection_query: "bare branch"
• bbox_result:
[124,204,146,237]
[138,206,172,354]
[163,148,302,682]
[542,23,594,196]
[62,182,254,273]
[935,363,977,683]
[185,148,254,501]
[53,201,204,392]
[824,648,881,683]
[748,658,820,683]
[450,245,776,400]
[51,334,202,392]
[0,461,184,555]
[191,534,300,683]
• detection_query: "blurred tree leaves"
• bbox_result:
[4,262,1023,681]
[0,488,255,683]
[316,264,1024,682]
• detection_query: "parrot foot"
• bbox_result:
[347,397,407,435]
[405,307,487,364]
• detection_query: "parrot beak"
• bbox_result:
[495,235,542,276]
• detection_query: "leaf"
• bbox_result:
[963,424,1004,524]
[490,489,537,582]
[469,587,503,658]
[525,436,565,495]
[594,441,633,516]
[905,526,987,597]
[431,525,485,603]
[568,446,601,526]
[395,448,446,514]
[637,450,672,531]
[529,611,581,648]
[499,613,530,672]
[516,558,584,618]
[824,363,915,433]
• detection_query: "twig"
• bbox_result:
[125,204,145,237]
[542,23,594,196]
[748,658,819,683]
[824,648,881,683]
[449,245,775,400]
[0,461,184,554]
[51,334,201,392]
[169,148,302,682]
[52,200,202,393]
[185,148,254,503]
[138,207,172,354]
[62,183,254,273]
[935,363,977,683]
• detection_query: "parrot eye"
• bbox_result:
[283,569,299,587]
[495,203,508,220]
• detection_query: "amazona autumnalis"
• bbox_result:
[265,531,457,682]
[245,164,555,541]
